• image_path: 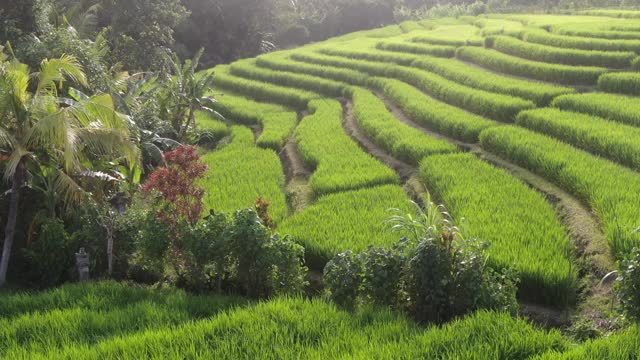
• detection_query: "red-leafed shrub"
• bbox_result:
[142,145,207,226]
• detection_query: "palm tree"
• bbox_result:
[0,51,138,287]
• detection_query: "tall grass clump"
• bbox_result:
[522,29,640,52]
[456,46,607,85]
[480,126,640,257]
[534,325,640,360]
[552,92,640,127]
[369,77,497,142]
[491,35,635,68]
[201,126,289,223]
[351,88,457,164]
[210,66,320,109]
[516,108,640,170]
[296,99,399,197]
[598,72,640,95]
[279,185,411,266]
[420,153,575,306]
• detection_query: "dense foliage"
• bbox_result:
[324,200,518,323]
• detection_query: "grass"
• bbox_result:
[256,53,370,86]
[211,92,287,124]
[534,325,640,360]
[351,88,457,164]
[195,111,230,143]
[12,295,572,360]
[480,126,640,258]
[553,27,640,40]
[210,66,321,109]
[490,35,635,68]
[456,46,607,85]
[552,92,640,127]
[420,153,575,307]
[598,72,640,95]
[522,29,640,53]
[279,184,411,266]
[295,99,399,197]
[0,282,245,358]
[516,108,640,170]
[201,126,289,223]
[369,77,497,143]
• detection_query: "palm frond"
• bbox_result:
[36,55,88,96]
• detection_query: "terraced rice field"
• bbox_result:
[185,10,640,357]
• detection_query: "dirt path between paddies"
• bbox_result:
[279,111,313,215]
[377,92,615,329]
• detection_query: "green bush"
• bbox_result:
[136,207,307,297]
[615,247,640,321]
[21,218,73,288]
[324,200,518,324]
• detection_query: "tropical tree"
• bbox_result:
[0,49,138,287]
[160,49,219,142]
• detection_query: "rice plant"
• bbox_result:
[412,25,483,46]
[351,88,457,164]
[552,92,640,127]
[295,99,399,197]
[456,46,607,85]
[480,126,640,257]
[522,29,640,52]
[491,35,635,68]
[369,77,497,142]
[375,40,456,57]
[229,59,350,98]
[209,66,321,109]
[201,126,289,223]
[598,72,640,95]
[420,153,576,306]
[12,297,570,360]
[301,49,536,122]
[279,185,411,266]
[516,108,640,170]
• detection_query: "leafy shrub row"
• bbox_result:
[456,46,607,85]
[516,108,640,170]
[480,126,640,257]
[351,88,457,164]
[598,72,640,95]
[491,35,635,68]
[296,99,399,197]
[552,92,640,127]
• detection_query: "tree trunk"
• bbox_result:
[0,162,25,287]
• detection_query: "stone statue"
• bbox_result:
[75,247,90,281]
